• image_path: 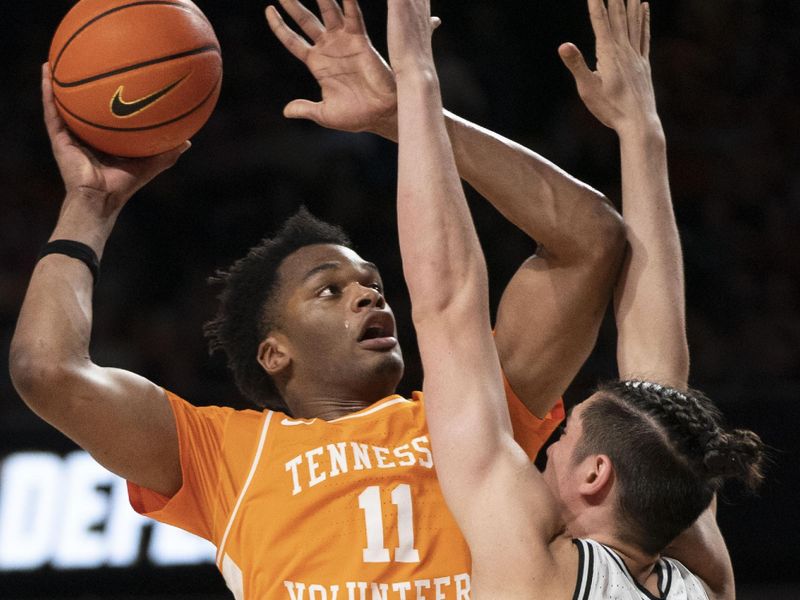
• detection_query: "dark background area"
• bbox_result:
[1,0,798,598]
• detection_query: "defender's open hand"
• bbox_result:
[266,0,398,134]
[559,0,656,134]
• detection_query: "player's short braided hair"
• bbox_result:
[573,380,765,554]
[204,207,352,412]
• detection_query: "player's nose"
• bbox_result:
[351,284,385,311]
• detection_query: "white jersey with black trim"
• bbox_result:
[572,538,710,600]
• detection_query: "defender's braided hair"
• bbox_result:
[612,380,764,491]
[573,380,765,554]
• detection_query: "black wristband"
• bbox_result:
[38,240,100,285]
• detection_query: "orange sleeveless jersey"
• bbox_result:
[128,384,564,600]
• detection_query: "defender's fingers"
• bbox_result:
[627,0,642,50]
[266,6,312,62]
[278,0,325,41]
[558,43,593,85]
[284,99,323,123]
[606,0,629,43]
[342,0,367,33]
[587,0,613,48]
[641,3,651,58]
[316,0,344,29]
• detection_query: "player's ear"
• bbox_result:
[578,454,614,497]
[258,334,292,376]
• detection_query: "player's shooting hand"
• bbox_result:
[559,0,657,134]
[42,63,189,212]
[387,0,437,79]
[266,0,439,139]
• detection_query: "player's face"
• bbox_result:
[274,244,404,400]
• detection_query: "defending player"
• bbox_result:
[413,0,766,599]
[10,3,624,600]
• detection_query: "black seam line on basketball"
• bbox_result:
[54,76,220,132]
[53,46,219,88]
[52,1,208,73]
[110,74,189,118]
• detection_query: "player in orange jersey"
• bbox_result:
[11,2,624,599]
[413,1,766,599]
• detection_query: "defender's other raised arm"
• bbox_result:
[389,2,569,597]
[560,2,732,596]
[560,0,688,385]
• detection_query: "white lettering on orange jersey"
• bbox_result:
[285,436,434,496]
[283,572,470,600]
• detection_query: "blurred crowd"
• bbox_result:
[1,0,798,591]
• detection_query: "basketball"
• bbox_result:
[48,0,222,157]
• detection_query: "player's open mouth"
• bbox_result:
[357,313,397,350]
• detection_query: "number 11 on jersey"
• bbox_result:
[358,484,420,563]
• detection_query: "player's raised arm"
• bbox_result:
[559,1,730,596]
[8,64,188,497]
[388,2,568,596]
[266,0,625,418]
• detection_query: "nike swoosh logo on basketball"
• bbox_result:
[109,74,188,118]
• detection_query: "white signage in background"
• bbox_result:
[0,451,215,571]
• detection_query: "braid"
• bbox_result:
[616,380,765,490]
[578,380,766,554]
[703,429,765,491]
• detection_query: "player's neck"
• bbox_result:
[282,381,396,421]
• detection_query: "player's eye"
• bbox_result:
[369,282,383,294]
[318,284,341,297]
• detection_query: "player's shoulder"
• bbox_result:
[163,388,266,428]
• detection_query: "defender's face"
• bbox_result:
[543,398,595,513]
[273,244,404,396]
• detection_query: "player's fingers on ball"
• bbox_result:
[152,142,190,170]
[315,0,344,29]
[266,6,312,60]
[41,64,64,134]
[279,0,325,41]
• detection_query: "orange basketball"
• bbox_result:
[49,0,222,157]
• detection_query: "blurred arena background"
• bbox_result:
[1,0,798,598]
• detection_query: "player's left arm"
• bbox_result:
[266,0,626,418]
